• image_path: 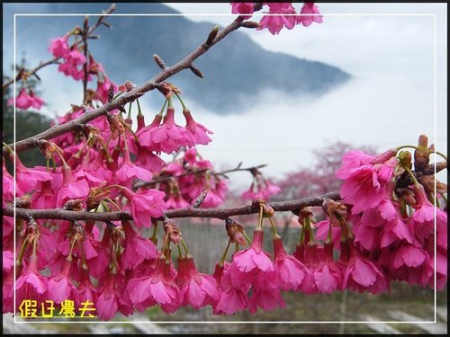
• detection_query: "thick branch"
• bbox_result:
[3,191,341,222]
[6,17,245,155]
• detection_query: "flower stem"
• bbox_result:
[219,240,231,266]
[105,198,121,211]
[396,145,419,152]
[181,238,189,256]
[257,205,264,229]
[268,216,278,237]
[137,98,143,116]
[160,99,168,115]
[434,151,447,161]
[176,244,183,259]
[15,236,29,268]
[127,101,132,119]
[241,230,253,245]
[326,220,333,244]
[174,92,187,110]
[2,142,14,154]
[112,92,123,101]
[404,166,420,186]
[151,222,158,244]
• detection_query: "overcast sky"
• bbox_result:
[3,2,447,190]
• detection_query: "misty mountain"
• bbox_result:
[7,3,351,114]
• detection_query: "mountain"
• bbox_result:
[5,3,351,114]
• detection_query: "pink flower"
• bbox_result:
[77,267,98,310]
[48,36,69,58]
[263,179,281,199]
[340,239,389,294]
[314,242,343,293]
[3,250,14,272]
[96,76,118,104]
[295,243,320,294]
[55,167,89,207]
[182,109,213,147]
[296,2,323,27]
[201,178,229,208]
[58,47,87,80]
[392,243,427,271]
[120,222,158,270]
[273,236,307,291]
[166,193,191,209]
[430,249,447,290]
[412,184,439,241]
[335,150,375,179]
[73,154,105,187]
[230,2,254,19]
[212,262,249,315]
[58,61,84,80]
[115,147,153,188]
[46,259,79,305]
[134,145,165,173]
[315,220,342,250]
[249,286,285,314]
[150,106,188,154]
[242,174,280,201]
[136,113,164,152]
[15,256,48,310]
[223,229,275,290]
[97,272,133,320]
[15,155,54,193]
[7,88,33,110]
[126,256,180,313]
[176,256,219,309]
[184,148,198,164]
[338,157,398,214]
[122,188,167,228]
[28,90,45,110]
[3,162,23,206]
[64,47,86,66]
[2,272,14,313]
[258,3,297,35]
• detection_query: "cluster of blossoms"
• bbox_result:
[2,18,230,319]
[333,135,448,290]
[241,167,281,201]
[231,1,323,35]
[149,147,229,209]
[48,32,117,104]
[7,88,44,111]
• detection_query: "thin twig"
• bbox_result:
[2,58,60,90]
[132,163,267,189]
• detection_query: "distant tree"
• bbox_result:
[2,63,53,170]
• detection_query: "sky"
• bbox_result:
[3,2,447,191]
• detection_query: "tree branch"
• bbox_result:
[3,191,341,222]
[5,17,245,156]
[132,163,268,189]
